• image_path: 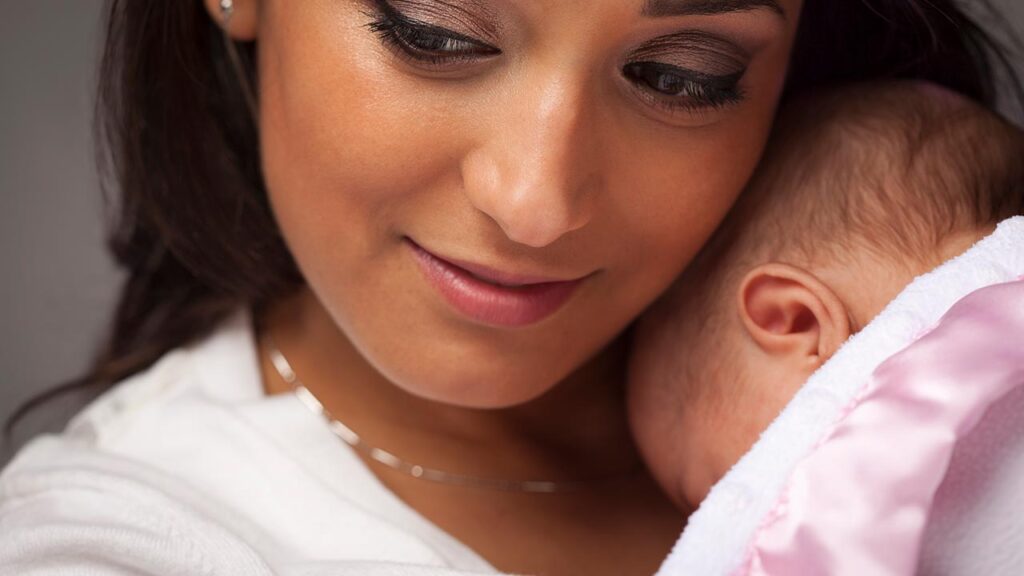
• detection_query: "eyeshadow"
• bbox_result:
[630,31,750,77]
[388,0,501,43]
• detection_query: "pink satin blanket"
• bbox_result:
[737,278,1024,575]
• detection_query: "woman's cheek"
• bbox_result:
[258,11,474,268]
[609,29,794,275]
[602,118,767,311]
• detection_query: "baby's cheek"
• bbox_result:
[706,383,791,482]
[625,366,690,510]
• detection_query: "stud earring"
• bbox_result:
[220,0,234,27]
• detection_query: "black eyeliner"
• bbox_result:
[622,61,746,114]
[364,0,497,54]
[630,63,744,96]
[621,29,750,113]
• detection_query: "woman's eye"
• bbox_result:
[622,61,745,113]
[365,1,500,66]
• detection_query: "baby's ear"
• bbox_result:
[737,263,851,369]
[203,0,260,41]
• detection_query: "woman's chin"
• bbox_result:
[376,356,572,410]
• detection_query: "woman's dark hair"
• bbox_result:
[3,0,1022,446]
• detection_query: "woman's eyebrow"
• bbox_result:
[641,0,786,19]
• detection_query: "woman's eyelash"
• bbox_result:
[363,1,745,114]
[364,1,499,65]
[622,62,746,112]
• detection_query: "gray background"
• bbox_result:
[2,1,1023,457]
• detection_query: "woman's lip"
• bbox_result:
[406,239,588,328]
[437,251,587,287]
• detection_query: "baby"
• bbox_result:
[627,81,1024,513]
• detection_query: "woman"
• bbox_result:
[0,1,1018,574]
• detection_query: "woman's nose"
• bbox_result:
[461,77,597,249]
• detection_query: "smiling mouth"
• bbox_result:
[405,238,590,328]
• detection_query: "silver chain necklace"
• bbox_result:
[263,339,620,493]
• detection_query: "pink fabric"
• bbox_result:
[737,278,1024,576]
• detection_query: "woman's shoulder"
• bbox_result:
[0,310,280,573]
[0,437,496,575]
[1,309,499,573]
[63,308,265,447]
[0,435,279,575]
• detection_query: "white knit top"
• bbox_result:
[0,310,499,576]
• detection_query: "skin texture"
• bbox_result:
[205,1,803,574]
[630,225,994,512]
[627,83,1012,514]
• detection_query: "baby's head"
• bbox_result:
[628,81,1024,512]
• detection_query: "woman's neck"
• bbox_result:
[257,287,642,483]
[257,288,683,576]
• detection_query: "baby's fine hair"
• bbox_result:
[634,82,1024,404]
[703,80,1024,278]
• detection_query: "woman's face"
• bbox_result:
[220,0,802,408]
